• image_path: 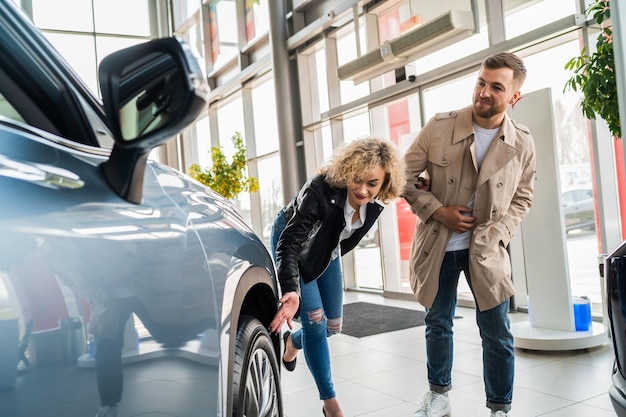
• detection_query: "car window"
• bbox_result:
[562,191,575,205]
[0,7,107,148]
[0,62,114,149]
[0,92,24,124]
[572,189,592,202]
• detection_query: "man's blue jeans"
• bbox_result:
[271,210,343,400]
[425,249,514,413]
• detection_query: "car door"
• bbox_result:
[0,3,222,415]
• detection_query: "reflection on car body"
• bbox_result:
[605,243,626,416]
[0,2,283,417]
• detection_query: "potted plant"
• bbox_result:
[564,0,619,138]
[188,131,259,199]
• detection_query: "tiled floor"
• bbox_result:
[0,290,617,417]
[282,291,618,417]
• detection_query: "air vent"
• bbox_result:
[337,10,475,84]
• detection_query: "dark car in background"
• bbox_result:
[0,2,282,416]
[562,188,596,234]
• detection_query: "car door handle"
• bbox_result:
[0,154,84,189]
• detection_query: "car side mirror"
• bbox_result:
[98,37,209,203]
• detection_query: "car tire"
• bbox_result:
[233,315,282,417]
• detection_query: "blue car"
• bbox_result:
[0,2,282,417]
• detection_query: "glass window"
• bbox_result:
[340,77,370,105]
[186,0,201,16]
[315,48,329,114]
[320,125,333,163]
[43,34,146,97]
[353,228,383,290]
[369,93,421,293]
[257,155,283,248]
[505,0,578,39]
[170,0,201,28]
[337,31,369,104]
[176,15,205,78]
[216,95,252,224]
[194,116,212,169]
[208,0,239,68]
[251,78,279,156]
[31,0,94,32]
[93,0,150,36]
[32,1,151,97]
[410,31,488,78]
[244,0,269,42]
[32,0,150,36]
[342,112,371,142]
[43,33,99,94]
[217,94,244,159]
[96,36,147,63]
[0,93,24,124]
[422,73,475,120]
[336,25,366,67]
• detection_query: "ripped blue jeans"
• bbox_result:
[271,210,343,400]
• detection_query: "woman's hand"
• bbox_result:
[269,291,300,334]
[415,176,431,191]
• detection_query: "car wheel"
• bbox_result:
[233,315,282,417]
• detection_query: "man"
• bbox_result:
[403,52,535,417]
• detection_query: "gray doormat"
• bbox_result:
[341,302,426,338]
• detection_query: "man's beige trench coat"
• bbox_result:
[403,105,536,311]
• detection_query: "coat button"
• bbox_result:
[331,199,335,204]
[448,178,454,184]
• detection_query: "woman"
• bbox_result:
[268,136,406,417]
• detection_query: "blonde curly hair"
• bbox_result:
[318,136,406,204]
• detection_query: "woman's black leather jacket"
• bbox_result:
[275,174,384,296]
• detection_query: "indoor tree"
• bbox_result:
[564,0,620,138]
[188,131,259,200]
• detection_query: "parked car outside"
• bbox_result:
[605,242,626,416]
[0,2,282,417]
[562,187,596,234]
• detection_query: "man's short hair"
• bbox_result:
[481,52,527,87]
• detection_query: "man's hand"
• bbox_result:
[269,291,300,334]
[432,205,476,233]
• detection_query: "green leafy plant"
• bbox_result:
[564,0,620,138]
[188,131,259,199]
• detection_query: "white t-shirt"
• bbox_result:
[446,123,500,252]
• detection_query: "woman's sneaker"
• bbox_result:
[413,391,451,417]
[491,411,509,417]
